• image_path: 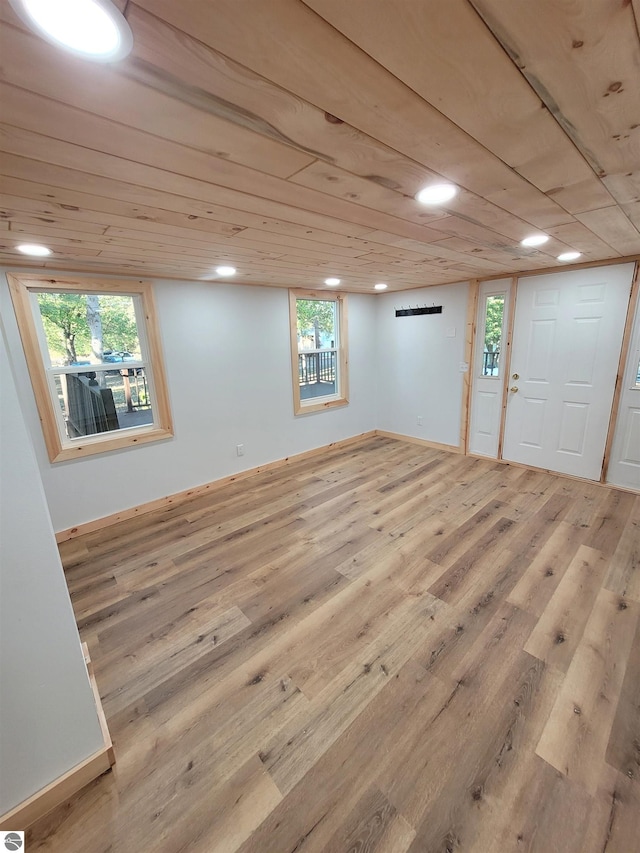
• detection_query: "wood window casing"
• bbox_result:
[8,273,173,463]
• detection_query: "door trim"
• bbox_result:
[496,276,517,461]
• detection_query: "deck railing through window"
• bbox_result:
[298,350,336,385]
[483,350,500,376]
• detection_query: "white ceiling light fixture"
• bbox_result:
[374,283,388,290]
[520,234,550,247]
[415,183,458,206]
[557,251,582,262]
[9,0,133,62]
[16,243,52,256]
[215,265,236,276]
[324,277,341,286]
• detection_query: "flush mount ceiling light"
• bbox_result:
[557,251,582,262]
[520,234,550,247]
[16,243,52,256]
[215,265,236,276]
[324,277,341,286]
[374,283,388,290]
[415,183,458,205]
[9,0,133,62]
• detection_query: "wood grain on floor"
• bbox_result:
[27,437,640,852]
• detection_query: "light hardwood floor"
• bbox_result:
[28,436,639,852]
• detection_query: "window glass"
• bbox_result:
[9,274,172,462]
[482,294,505,377]
[296,298,338,401]
[34,291,154,440]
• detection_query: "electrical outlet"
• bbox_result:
[236,444,244,457]
[417,416,423,426]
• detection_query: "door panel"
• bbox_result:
[607,284,640,491]
[503,264,634,480]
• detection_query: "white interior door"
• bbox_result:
[607,286,640,491]
[469,280,510,458]
[503,264,634,480]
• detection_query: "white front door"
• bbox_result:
[502,264,634,480]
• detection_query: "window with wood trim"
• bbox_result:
[289,289,348,415]
[8,274,173,462]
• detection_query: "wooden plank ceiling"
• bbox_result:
[0,0,639,293]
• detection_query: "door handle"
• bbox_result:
[510,386,519,393]
[512,373,519,380]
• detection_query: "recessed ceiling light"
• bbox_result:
[215,265,236,276]
[415,183,458,205]
[9,0,133,62]
[374,283,388,290]
[520,234,550,247]
[325,277,341,286]
[16,243,52,256]
[557,251,582,262]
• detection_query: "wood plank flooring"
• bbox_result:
[27,437,639,852]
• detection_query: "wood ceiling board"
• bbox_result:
[287,161,447,230]
[358,230,515,271]
[470,0,640,191]
[482,183,575,230]
[131,0,580,212]
[2,201,467,279]
[5,73,548,256]
[126,5,580,237]
[0,158,376,242]
[0,1,634,288]
[1,210,107,236]
[0,240,101,257]
[0,182,249,240]
[544,221,624,258]
[129,6,570,240]
[0,25,317,181]
[421,215,572,263]
[428,237,541,268]
[602,171,640,206]
[0,135,429,254]
[0,87,448,241]
[621,201,640,231]
[289,160,563,245]
[0,121,458,249]
[126,7,448,213]
[574,207,640,256]
[303,0,610,203]
[222,228,379,260]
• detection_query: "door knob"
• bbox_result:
[510,386,519,393]
[512,373,519,380]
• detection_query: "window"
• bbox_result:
[289,289,348,414]
[481,293,506,377]
[8,274,173,462]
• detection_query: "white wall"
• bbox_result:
[375,282,470,446]
[0,319,104,815]
[0,272,378,532]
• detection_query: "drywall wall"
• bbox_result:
[0,272,377,531]
[375,282,470,446]
[0,319,104,815]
